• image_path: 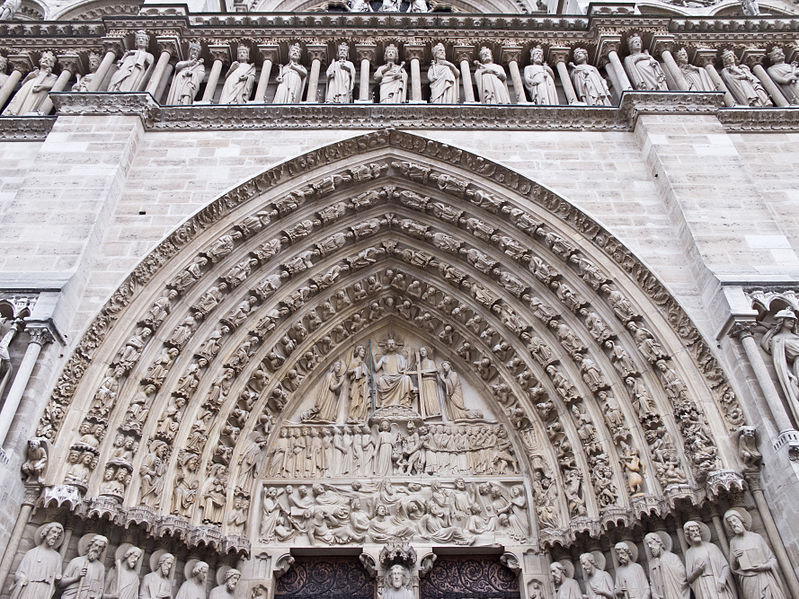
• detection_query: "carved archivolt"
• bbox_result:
[36,130,745,554]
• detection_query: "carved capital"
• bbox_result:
[729,320,756,340]
[693,48,718,68]
[740,48,766,68]
[258,44,280,64]
[22,482,42,506]
[453,45,474,63]
[156,36,181,58]
[355,43,377,62]
[743,470,763,491]
[26,324,55,346]
[596,36,622,67]
[306,44,328,64]
[650,34,676,58]
[501,46,522,65]
[7,53,33,75]
[547,46,571,66]
[56,52,82,74]
[102,38,124,57]
[208,44,232,65]
[403,44,425,62]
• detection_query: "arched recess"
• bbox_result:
[53,0,142,20]
[30,130,750,591]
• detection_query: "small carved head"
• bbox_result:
[683,521,704,545]
[224,568,241,590]
[721,49,737,67]
[627,34,643,53]
[723,509,749,535]
[337,43,350,60]
[387,564,410,590]
[573,47,588,64]
[39,51,56,69]
[768,46,785,63]
[644,532,665,558]
[158,552,175,575]
[188,40,202,59]
[237,44,250,62]
[549,562,565,584]
[288,43,302,60]
[86,535,108,561]
[134,30,150,49]
[432,43,446,60]
[87,51,101,72]
[479,46,493,64]
[384,43,399,63]
[578,552,596,574]
[530,45,544,64]
[675,47,689,65]
[124,546,143,569]
[613,542,632,564]
[41,522,64,547]
[193,561,209,582]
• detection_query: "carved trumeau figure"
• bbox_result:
[760,308,799,419]
[176,561,209,599]
[383,564,414,599]
[166,40,205,105]
[326,43,356,103]
[766,47,799,104]
[675,47,715,92]
[2,51,57,116]
[724,509,785,599]
[9,522,63,599]
[219,45,256,104]
[580,552,615,599]
[720,49,771,107]
[624,34,668,91]
[58,534,107,599]
[107,30,154,92]
[683,520,737,599]
[524,46,558,105]
[644,532,689,599]
[274,43,307,103]
[551,562,581,599]
[474,47,511,104]
[375,44,407,103]
[375,338,414,408]
[209,568,240,599]
[614,542,651,599]
[428,43,459,104]
[103,545,142,599]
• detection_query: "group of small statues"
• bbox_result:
[4,31,799,115]
[259,478,529,545]
[266,421,518,479]
[8,525,241,599]
[548,509,786,599]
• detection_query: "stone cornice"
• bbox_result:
[0,116,56,142]
[718,106,799,132]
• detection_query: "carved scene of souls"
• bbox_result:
[258,478,530,546]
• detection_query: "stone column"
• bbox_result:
[37,53,80,115]
[599,37,632,91]
[200,45,230,104]
[88,44,119,91]
[502,46,527,104]
[549,47,577,104]
[695,49,736,107]
[355,44,376,103]
[741,48,790,107]
[652,37,689,91]
[304,44,327,103]
[454,45,476,103]
[253,44,278,103]
[0,54,31,110]
[0,483,43,590]
[0,325,55,449]
[144,37,178,99]
[405,44,425,103]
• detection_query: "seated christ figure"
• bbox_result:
[375,338,414,408]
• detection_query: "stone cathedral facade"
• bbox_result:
[1,0,799,594]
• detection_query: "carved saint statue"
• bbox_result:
[375,44,407,103]
[326,43,356,103]
[176,561,209,599]
[347,345,370,421]
[219,45,256,104]
[623,34,668,91]
[418,347,441,418]
[140,552,174,599]
[209,569,241,599]
[375,338,414,408]
[570,47,612,105]
[107,30,154,92]
[439,361,468,420]
[72,52,101,92]
[103,545,142,599]
[345,0,373,10]
[766,47,799,104]
[2,51,57,116]
[551,562,581,599]
[9,522,63,599]
[383,565,414,599]
[683,520,736,599]
[474,46,511,104]
[428,43,459,104]
[0,0,21,20]
[580,552,615,599]
[58,534,108,599]
[523,45,558,105]
[644,532,690,599]
[315,361,345,422]
[720,49,771,107]
[761,308,799,420]
[165,40,205,105]
[614,542,651,599]
[675,48,715,92]
[273,43,307,103]
[724,509,785,599]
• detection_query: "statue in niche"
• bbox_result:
[644,531,689,599]
[736,426,762,470]
[9,522,63,599]
[550,562,581,599]
[103,545,142,599]
[107,30,154,92]
[683,520,736,599]
[474,47,510,104]
[724,509,785,599]
[375,338,415,409]
[2,51,57,116]
[21,437,48,484]
[621,447,645,495]
[326,43,356,103]
[760,308,799,418]
[72,52,101,92]
[376,421,396,475]
[720,49,771,107]
[219,45,256,104]
[767,47,799,104]
[375,44,407,103]
[614,542,650,599]
[348,345,370,421]
[675,47,715,92]
[624,34,668,91]
[209,569,241,599]
[428,43,459,104]
[176,561,209,599]
[580,552,615,599]
[273,43,307,104]
[417,347,441,418]
[383,565,414,599]
[439,361,468,420]
[58,534,107,599]
[165,40,205,105]
[139,439,168,506]
[140,552,173,599]
[313,361,345,422]
[524,45,558,105]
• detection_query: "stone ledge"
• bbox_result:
[0,116,55,141]
[718,106,799,132]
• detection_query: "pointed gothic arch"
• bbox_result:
[30,130,750,594]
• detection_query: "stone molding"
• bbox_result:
[0,116,56,141]
[719,106,799,132]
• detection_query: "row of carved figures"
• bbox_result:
[3,33,799,116]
